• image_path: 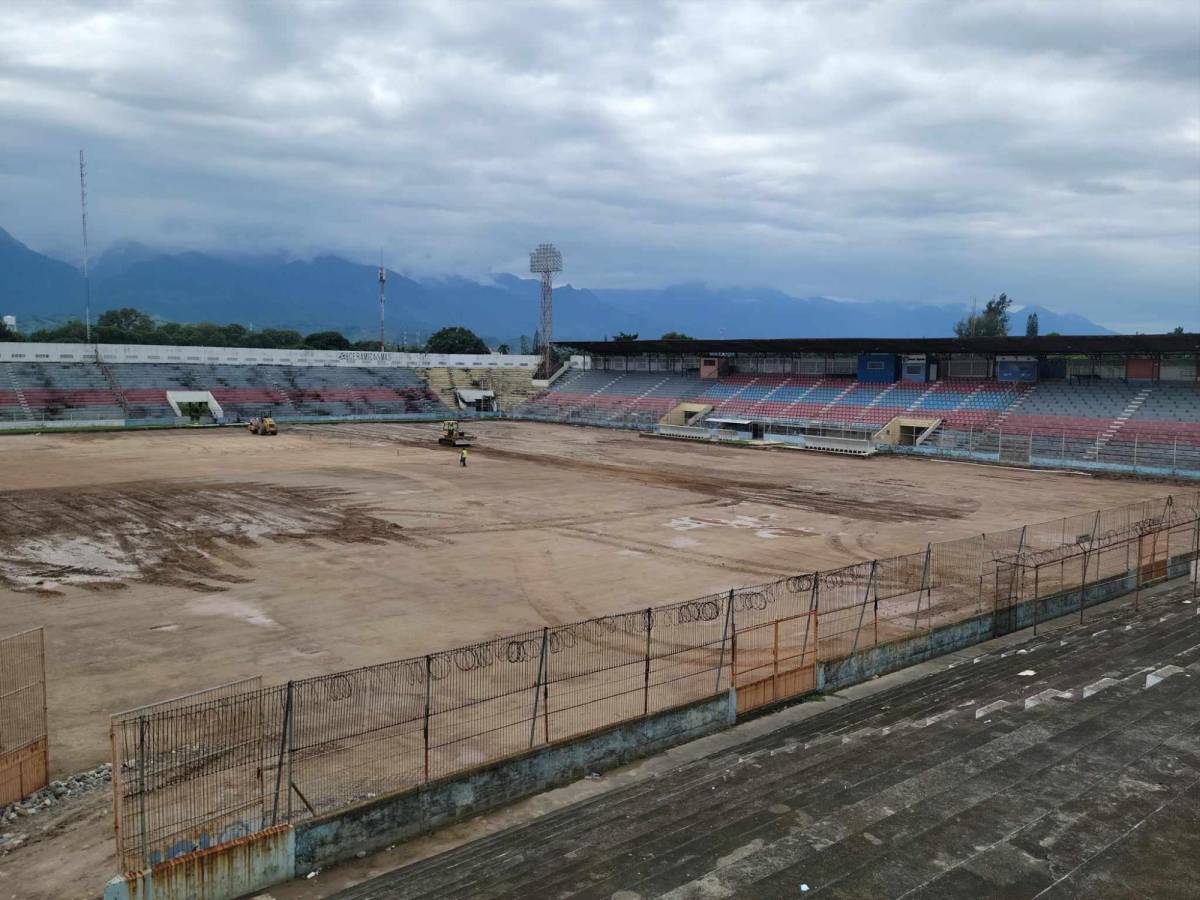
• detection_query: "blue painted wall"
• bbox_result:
[997,360,1038,383]
[857,353,899,383]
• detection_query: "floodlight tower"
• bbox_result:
[528,243,562,375]
[378,265,387,352]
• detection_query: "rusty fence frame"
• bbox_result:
[0,627,49,807]
[109,490,1200,873]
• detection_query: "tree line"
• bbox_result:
[0,308,496,354]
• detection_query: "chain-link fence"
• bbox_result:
[110,491,1200,872]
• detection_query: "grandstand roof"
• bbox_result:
[560,332,1200,357]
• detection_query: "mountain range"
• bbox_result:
[0,227,1113,344]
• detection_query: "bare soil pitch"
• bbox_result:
[0,420,1172,896]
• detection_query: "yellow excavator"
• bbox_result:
[438,420,474,447]
[247,416,278,436]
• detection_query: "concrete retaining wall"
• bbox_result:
[104,826,294,900]
[293,691,735,873]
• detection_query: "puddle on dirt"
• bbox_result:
[0,481,409,593]
[186,596,279,628]
[667,513,814,539]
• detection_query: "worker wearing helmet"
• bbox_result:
[459,448,468,468]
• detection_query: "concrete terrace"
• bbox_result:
[332,583,1200,900]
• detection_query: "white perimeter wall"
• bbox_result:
[0,342,541,370]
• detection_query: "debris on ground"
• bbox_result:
[0,763,112,854]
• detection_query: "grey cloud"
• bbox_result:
[0,0,1196,330]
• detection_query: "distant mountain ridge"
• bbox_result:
[0,226,1115,343]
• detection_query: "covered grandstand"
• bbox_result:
[527,332,1200,477]
[1,332,1197,477]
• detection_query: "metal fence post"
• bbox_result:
[715,589,734,693]
[137,715,148,870]
[1080,548,1089,624]
[285,680,295,823]
[529,628,548,748]
[422,655,432,781]
[642,608,653,716]
[850,560,877,654]
[1033,563,1040,635]
[543,635,551,745]
[270,684,292,826]
[912,545,931,631]
[1192,511,1199,602]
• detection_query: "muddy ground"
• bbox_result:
[0,420,1171,898]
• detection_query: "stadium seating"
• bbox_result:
[0,360,448,422]
[0,362,125,422]
[517,370,707,425]
[3,355,1195,471]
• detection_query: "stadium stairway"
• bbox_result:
[3,365,32,421]
[334,584,1200,900]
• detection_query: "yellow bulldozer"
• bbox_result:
[247,416,278,436]
[438,420,474,447]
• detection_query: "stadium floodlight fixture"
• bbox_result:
[529,243,562,375]
[529,243,563,275]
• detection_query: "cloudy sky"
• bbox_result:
[1,0,1197,331]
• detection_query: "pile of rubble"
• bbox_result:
[1,763,111,853]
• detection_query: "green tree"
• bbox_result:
[0,319,21,342]
[954,294,1012,338]
[96,307,155,342]
[425,325,489,355]
[30,319,88,342]
[518,334,530,354]
[1025,312,1039,337]
[255,328,304,349]
[660,331,694,340]
[303,330,352,350]
[1172,326,1185,335]
[496,343,510,354]
[612,331,639,341]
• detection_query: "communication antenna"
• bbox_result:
[78,150,93,343]
[528,242,562,376]
[378,262,387,352]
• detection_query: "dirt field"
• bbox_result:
[0,420,1173,898]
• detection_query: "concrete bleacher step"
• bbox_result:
[613,625,1190,898]
[5,366,32,420]
[817,381,858,415]
[711,377,760,412]
[904,381,941,413]
[351,593,1200,900]
[988,382,1033,429]
[1087,386,1154,457]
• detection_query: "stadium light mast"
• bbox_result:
[78,150,93,343]
[378,264,387,352]
[528,242,562,376]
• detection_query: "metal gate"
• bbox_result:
[731,612,817,715]
[0,628,48,807]
[1138,530,1169,586]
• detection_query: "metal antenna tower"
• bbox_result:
[378,264,387,352]
[528,243,562,376]
[78,150,93,343]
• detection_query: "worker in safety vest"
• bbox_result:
[459,448,468,468]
